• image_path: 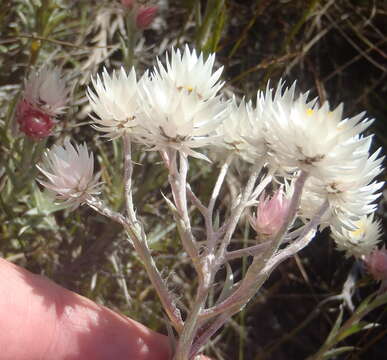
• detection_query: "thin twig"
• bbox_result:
[167,150,201,276]
[216,159,265,264]
[85,196,184,332]
[224,241,270,262]
[123,135,136,223]
[207,154,233,252]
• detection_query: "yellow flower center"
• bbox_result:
[351,221,365,237]
[306,108,314,116]
[177,85,194,94]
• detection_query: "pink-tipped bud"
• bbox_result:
[16,66,67,140]
[249,188,290,237]
[364,247,387,281]
[136,6,158,29]
[16,100,54,140]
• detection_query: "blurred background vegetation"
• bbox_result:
[0,0,386,359]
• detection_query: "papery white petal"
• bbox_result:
[37,139,101,210]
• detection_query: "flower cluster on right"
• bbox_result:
[37,45,384,261]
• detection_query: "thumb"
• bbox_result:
[0,258,170,360]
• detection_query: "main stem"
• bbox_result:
[174,262,213,360]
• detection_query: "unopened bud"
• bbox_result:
[16,66,67,140]
[136,6,158,29]
[363,247,387,281]
[249,188,290,238]
[16,100,54,140]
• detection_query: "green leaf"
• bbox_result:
[322,346,356,359]
[326,307,343,345]
[337,321,379,342]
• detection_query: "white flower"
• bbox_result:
[37,139,101,210]
[157,44,224,100]
[24,66,67,116]
[299,187,333,228]
[263,81,374,178]
[301,147,384,219]
[217,96,266,163]
[331,213,382,258]
[135,45,228,160]
[87,67,142,138]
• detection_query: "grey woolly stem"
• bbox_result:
[224,241,271,262]
[263,171,309,257]
[189,313,230,359]
[85,197,184,332]
[187,184,208,216]
[173,264,214,360]
[216,159,265,264]
[198,171,319,322]
[123,134,136,223]
[264,199,329,272]
[206,154,233,252]
[167,150,202,277]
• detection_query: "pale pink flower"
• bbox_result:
[17,66,67,140]
[37,139,101,210]
[363,247,387,281]
[23,66,67,117]
[249,188,290,237]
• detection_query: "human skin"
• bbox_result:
[0,258,209,360]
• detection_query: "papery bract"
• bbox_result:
[249,188,290,237]
[24,66,67,117]
[364,247,387,281]
[37,139,101,210]
[331,214,382,258]
[87,67,142,139]
[136,45,228,160]
[217,96,266,163]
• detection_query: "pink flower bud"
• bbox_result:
[16,66,67,140]
[249,188,290,237]
[136,6,157,29]
[16,100,54,140]
[363,247,387,281]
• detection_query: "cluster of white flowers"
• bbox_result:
[88,46,228,160]
[259,81,384,257]
[37,45,383,258]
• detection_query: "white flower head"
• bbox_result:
[37,139,101,210]
[263,81,374,178]
[24,66,67,116]
[217,96,266,163]
[331,213,382,258]
[135,45,228,160]
[159,44,224,100]
[302,147,384,219]
[87,67,141,139]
